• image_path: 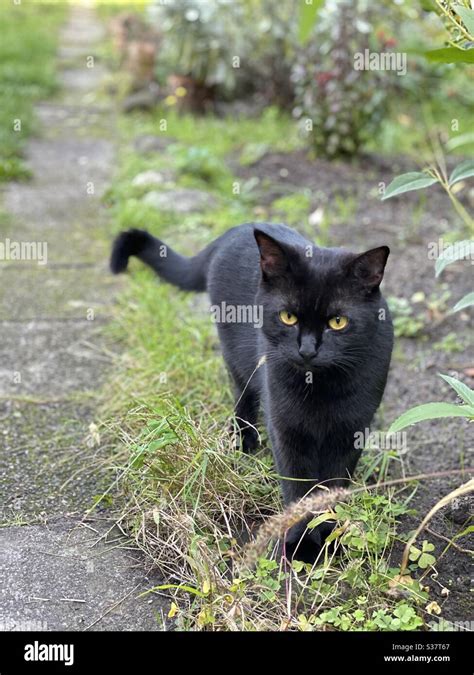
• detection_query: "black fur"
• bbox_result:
[111,223,393,562]
[110,228,213,291]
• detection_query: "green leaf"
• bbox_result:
[388,402,474,434]
[453,6,474,38]
[449,159,474,185]
[409,546,421,561]
[138,583,206,599]
[454,525,474,540]
[439,373,474,406]
[452,291,474,313]
[381,172,438,200]
[292,560,305,573]
[299,0,324,44]
[418,552,436,569]
[435,240,474,276]
[445,131,474,151]
[424,47,474,64]
[307,512,336,529]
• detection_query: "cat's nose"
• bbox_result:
[298,343,317,361]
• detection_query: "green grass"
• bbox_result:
[96,105,454,631]
[128,105,303,159]
[104,105,305,248]
[0,2,65,181]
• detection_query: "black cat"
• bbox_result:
[111,223,393,562]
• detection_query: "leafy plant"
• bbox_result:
[292,0,398,157]
[149,0,302,107]
[381,141,473,322]
[387,296,425,338]
[382,158,474,229]
[298,0,325,45]
[169,145,228,184]
[424,1,474,63]
[433,332,465,354]
[435,239,474,313]
[150,0,247,96]
[309,600,423,631]
[388,373,474,434]
[408,540,436,570]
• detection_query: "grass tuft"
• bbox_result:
[0,2,65,181]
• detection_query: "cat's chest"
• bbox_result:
[263,370,363,435]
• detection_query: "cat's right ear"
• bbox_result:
[347,246,390,291]
[254,230,290,280]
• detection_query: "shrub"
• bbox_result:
[292,0,397,157]
[149,0,248,107]
[148,0,298,108]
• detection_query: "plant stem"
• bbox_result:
[435,0,473,43]
[438,177,474,231]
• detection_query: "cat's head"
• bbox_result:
[254,229,390,373]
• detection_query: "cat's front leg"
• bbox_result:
[270,426,357,563]
[234,386,260,453]
[268,427,326,562]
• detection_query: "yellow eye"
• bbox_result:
[328,315,348,331]
[279,310,298,326]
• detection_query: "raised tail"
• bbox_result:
[110,228,212,292]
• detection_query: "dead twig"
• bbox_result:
[425,526,473,556]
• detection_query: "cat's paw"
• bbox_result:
[241,428,259,453]
[283,517,335,564]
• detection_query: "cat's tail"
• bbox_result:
[110,228,213,292]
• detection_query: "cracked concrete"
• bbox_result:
[0,5,164,631]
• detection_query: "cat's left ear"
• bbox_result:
[348,246,390,290]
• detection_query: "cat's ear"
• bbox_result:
[254,230,290,279]
[348,246,390,290]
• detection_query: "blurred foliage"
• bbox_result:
[142,0,473,158]
[148,0,299,106]
[0,2,65,180]
[292,0,397,157]
[149,0,248,95]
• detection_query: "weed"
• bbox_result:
[271,192,312,227]
[387,296,425,338]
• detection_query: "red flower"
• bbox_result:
[315,71,334,86]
